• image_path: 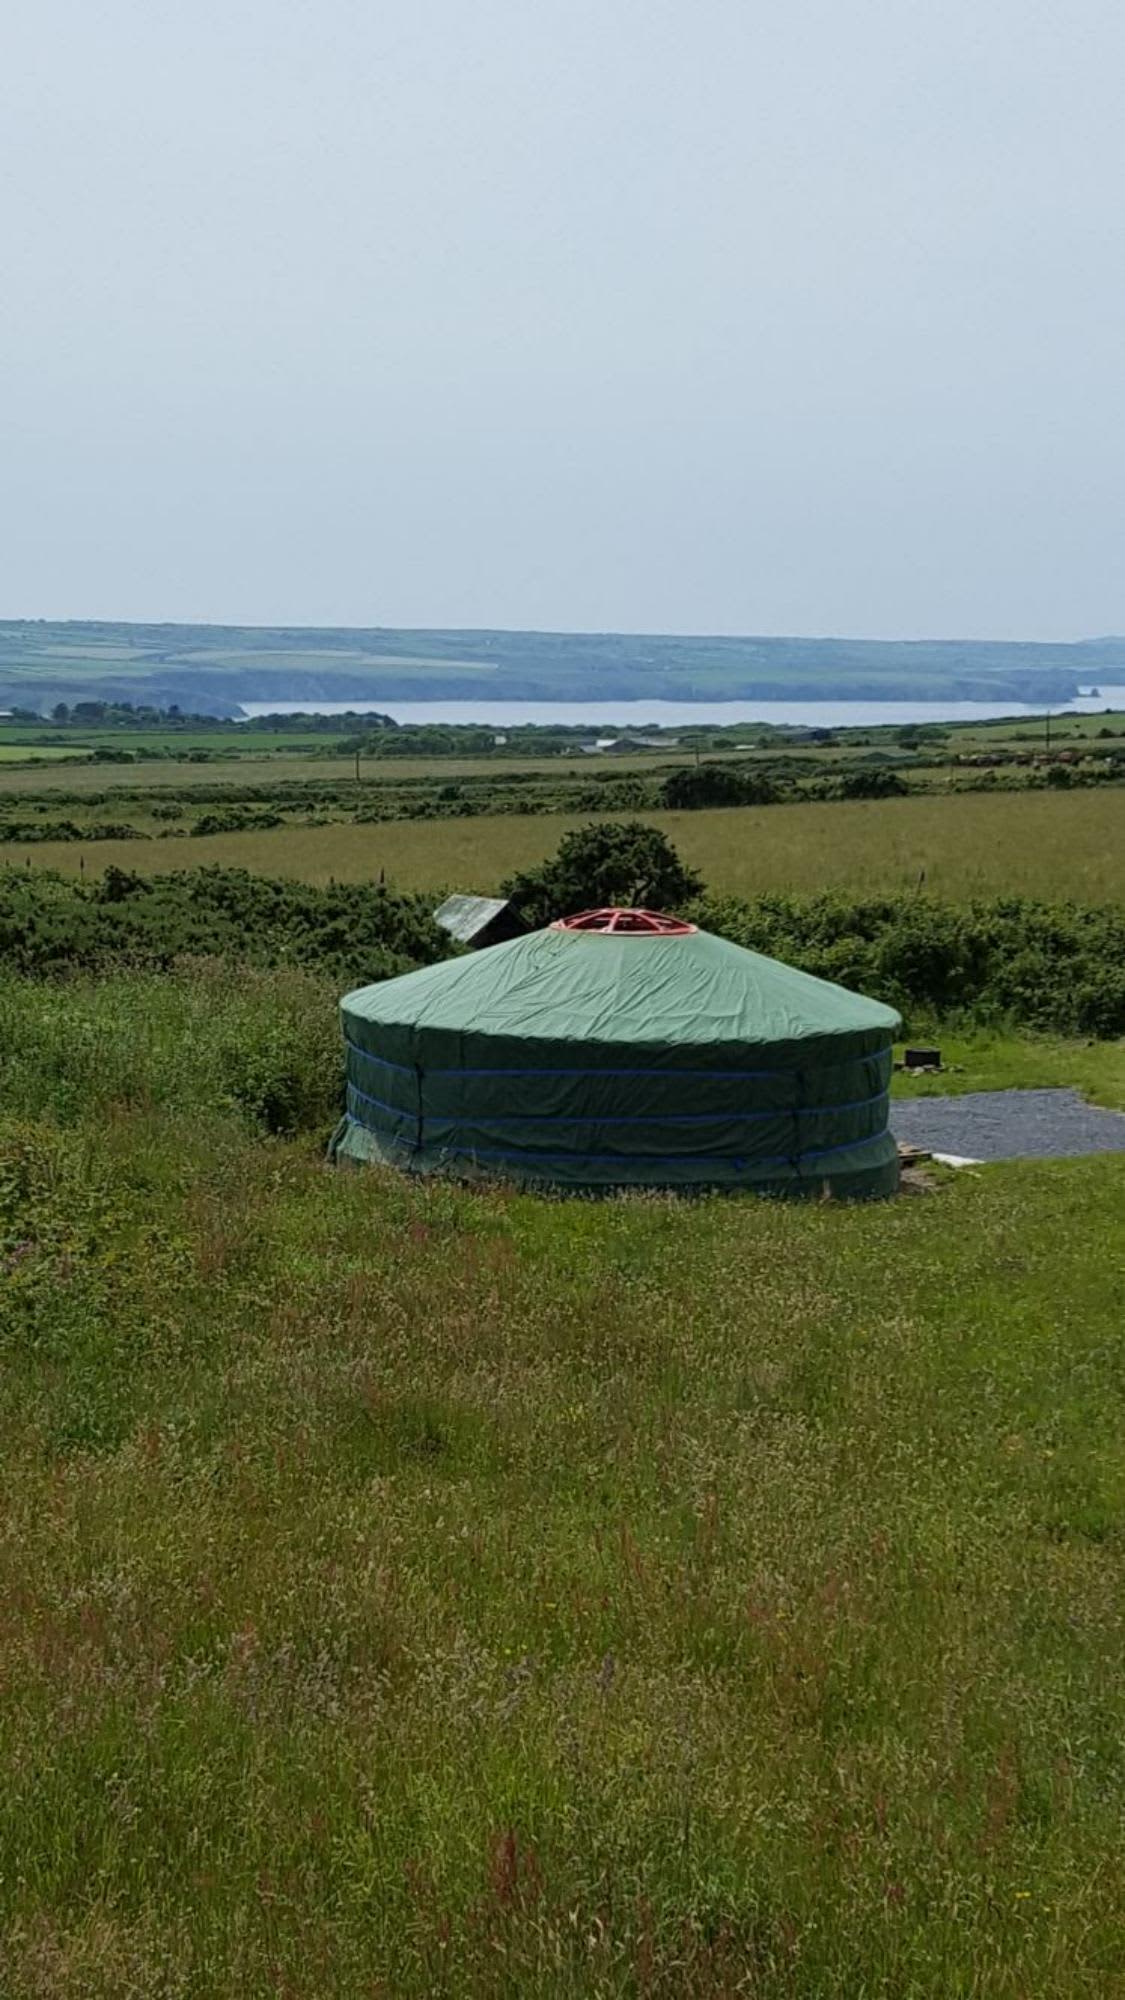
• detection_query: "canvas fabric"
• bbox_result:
[331,924,902,1197]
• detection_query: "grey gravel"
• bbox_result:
[889,1088,1125,1163]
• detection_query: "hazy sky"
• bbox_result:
[2,0,1123,638]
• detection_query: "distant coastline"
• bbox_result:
[4,619,1124,718]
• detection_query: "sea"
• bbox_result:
[240,688,1125,729]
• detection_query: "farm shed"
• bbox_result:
[331,907,901,1197]
[433,893,526,948]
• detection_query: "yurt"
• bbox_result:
[330,908,902,1198]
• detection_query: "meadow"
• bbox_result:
[0,751,660,796]
[2,787,1122,903]
[1,747,1123,1992]
[1,964,1123,1996]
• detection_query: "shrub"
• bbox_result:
[0,865,449,987]
[660,764,783,809]
[830,769,911,801]
[693,890,1125,1036]
[503,821,703,927]
[576,777,653,812]
[217,1019,341,1135]
[193,808,284,836]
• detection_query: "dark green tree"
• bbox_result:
[660,764,782,809]
[502,820,703,927]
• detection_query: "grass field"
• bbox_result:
[4,788,1122,903]
[0,703,1122,792]
[1,965,1123,1996]
[0,752,668,794]
[0,754,380,793]
[2,749,1121,1991]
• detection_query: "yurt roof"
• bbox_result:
[343,908,900,1049]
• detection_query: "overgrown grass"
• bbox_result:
[0,969,1124,1995]
[2,787,1123,900]
[0,964,342,1133]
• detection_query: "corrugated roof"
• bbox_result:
[433,893,513,944]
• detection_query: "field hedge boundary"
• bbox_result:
[0,866,446,987]
[1,864,1121,1036]
[695,891,1125,1037]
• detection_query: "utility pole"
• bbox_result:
[1045,709,1051,755]
[354,747,361,786]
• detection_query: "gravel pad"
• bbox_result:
[889,1088,1125,1164]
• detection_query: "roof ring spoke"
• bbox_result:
[551,908,697,935]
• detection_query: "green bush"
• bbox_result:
[0,817,145,843]
[193,807,285,835]
[503,820,704,927]
[808,768,913,802]
[830,768,911,801]
[576,776,654,811]
[660,764,783,809]
[216,1017,342,1135]
[0,865,449,987]
[694,891,1125,1035]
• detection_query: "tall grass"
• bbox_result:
[2,787,1123,901]
[0,962,341,1133]
[0,968,1123,1993]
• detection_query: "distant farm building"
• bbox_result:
[579,734,681,755]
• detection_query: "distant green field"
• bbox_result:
[0,752,663,794]
[3,787,1121,903]
[0,706,1121,798]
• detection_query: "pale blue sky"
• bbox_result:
[2,0,1123,638]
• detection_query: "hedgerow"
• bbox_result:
[1,861,1121,1035]
[0,865,448,987]
[695,891,1125,1036]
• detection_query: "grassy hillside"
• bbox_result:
[3,788,1122,903]
[3,618,1121,710]
[1,966,1123,1996]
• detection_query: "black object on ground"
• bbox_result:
[889,1088,1125,1163]
[904,1046,942,1069]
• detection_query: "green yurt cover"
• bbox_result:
[330,910,902,1197]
